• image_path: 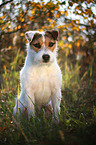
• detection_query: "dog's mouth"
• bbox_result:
[43,60,49,63]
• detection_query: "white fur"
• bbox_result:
[14,30,62,123]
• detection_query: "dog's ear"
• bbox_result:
[25,31,36,43]
[46,30,59,40]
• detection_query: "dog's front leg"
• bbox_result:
[27,94,35,120]
[51,89,61,124]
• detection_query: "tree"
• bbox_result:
[0,0,96,69]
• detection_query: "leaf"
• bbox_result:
[8,28,11,32]
[61,11,65,14]
[21,18,24,22]
[87,9,92,15]
[47,18,52,22]
[69,2,73,6]
[31,10,35,15]
[87,0,90,4]
[55,7,59,11]
[65,11,68,16]
[51,23,54,28]
[58,40,63,47]
[25,40,28,43]
[36,4,42,9]
[65,43,68,47]
[68,32,71,36]
[63,36,66,40]
[84,17,87,19]
[18,25,21,29]
[15,27,17,30]
[56,11,61,18]
[61,1,66,5]
[20,33,24,36]
[46,12,50,16]
[8,46,12,50]
[76,41,80,47]
[0,15,5,19]
[16,3,20,6]
[68,44,72,49]
[1,26,5,30]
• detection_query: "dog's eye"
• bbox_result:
[33,43,41,49]
[49,42,55,47]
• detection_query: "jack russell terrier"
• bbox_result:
[14,30,62,123]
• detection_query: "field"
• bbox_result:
[1,50,96,145]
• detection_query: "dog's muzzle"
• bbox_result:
[42,54,50,63]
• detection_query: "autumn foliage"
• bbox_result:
[0,0,96,72]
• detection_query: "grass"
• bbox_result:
[0,53,96,145]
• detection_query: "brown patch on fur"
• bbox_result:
[32,33,42,42]
[31,35,43,52]
[45,30,59,40]
[45,36,56,52]
[31,32,57,52]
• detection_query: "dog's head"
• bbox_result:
[25,30,59,64]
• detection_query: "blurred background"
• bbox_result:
[0,0,96,90]
[0,0,96,145]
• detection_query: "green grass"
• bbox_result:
[1,54,96,145]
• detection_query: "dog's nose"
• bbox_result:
[42,54,50,63]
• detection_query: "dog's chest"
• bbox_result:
[35,73,51,105]
[27,65,58,105]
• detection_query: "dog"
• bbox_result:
[13,30,62,123]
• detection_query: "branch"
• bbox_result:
[0,0,13,8]
[0,28,21,36]
[65,18,96,30]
